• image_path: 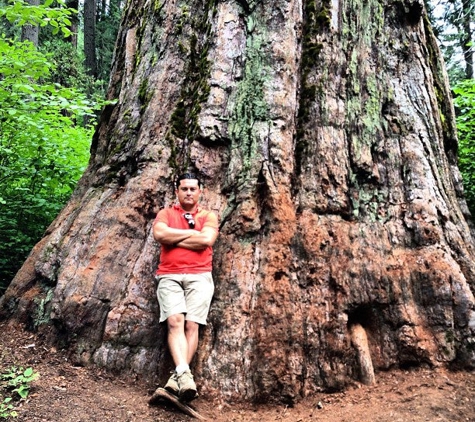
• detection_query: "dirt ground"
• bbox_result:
[1,321,475,422]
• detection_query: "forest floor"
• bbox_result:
[1,320,475,422]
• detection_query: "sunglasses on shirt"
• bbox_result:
[183,213,195,228]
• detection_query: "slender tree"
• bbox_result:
[65,0,79,48]
[1,0,475,403]
[83,0,97,77]
[460,0,474,78]
[20,0,40,45]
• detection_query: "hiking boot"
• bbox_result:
[164,372,179,395]
[177,370,197,402]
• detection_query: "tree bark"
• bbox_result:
[65,0,79,49]
[21,0,40,46]
[84,0,97,76]
[2,0,475,404]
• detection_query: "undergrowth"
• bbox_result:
[0,366,39,419]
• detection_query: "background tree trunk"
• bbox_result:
[84,0,97,76]
[65,0,79,49]
[461,0,473,78]
[2,0,475,404]
[21,0,40,45]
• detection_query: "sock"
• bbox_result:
[176,364,190,375]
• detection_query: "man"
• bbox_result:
[152,173,219,402]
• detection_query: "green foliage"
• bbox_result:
[0,366,39,418]
[0,397,17,419]
[0,37,98,291]
[0,2,107,294]
[1,366,39,399]
[40,39,93,89]
[0,0,74,37]
[453,79,475,215]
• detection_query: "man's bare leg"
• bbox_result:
[185,321,199,363]
[167,313,188,367]
[166,313,197,400]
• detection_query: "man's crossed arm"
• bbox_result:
[153,222,218,251]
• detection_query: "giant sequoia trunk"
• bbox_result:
[2,0,475,404]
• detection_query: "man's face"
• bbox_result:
[176,179,201,211]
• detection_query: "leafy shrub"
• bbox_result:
[0,2,107,294]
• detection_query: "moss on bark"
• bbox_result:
[166,0,218,171]
[228,13,270,184]
[295,0,330,175]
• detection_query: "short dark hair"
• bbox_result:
[175,173,201,189]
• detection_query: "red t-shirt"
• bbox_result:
[154,204,218,274]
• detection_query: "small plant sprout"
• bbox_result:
[0,366,40,419]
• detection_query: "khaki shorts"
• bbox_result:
[156,272,214,325]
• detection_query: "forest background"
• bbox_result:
[0,0,474,296]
